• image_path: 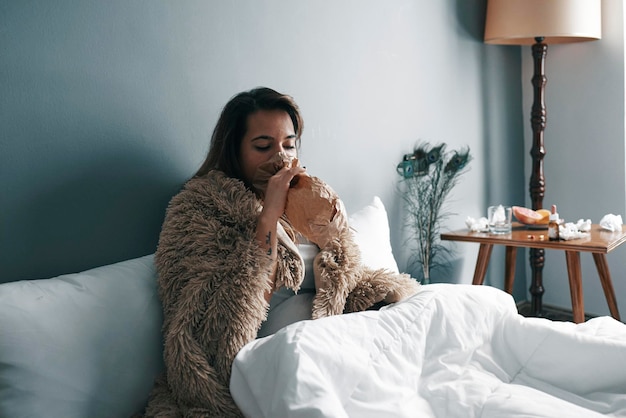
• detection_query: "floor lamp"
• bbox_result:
[484,0,601,316]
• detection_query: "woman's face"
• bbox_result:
[240,109,298,184]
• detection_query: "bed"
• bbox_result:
[2,196,625,417]
[229,197,626,418]
[231,283,626,417]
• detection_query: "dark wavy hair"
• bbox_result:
[194,87,304,180]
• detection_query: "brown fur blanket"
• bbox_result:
[143,170,419,417]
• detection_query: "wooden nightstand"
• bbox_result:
[441,224,626,323]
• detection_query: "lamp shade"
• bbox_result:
[484,0,601,45]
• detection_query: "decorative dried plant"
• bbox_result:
[397,143,471,284]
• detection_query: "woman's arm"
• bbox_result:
[256,215,278,302]
[256,165,306,302]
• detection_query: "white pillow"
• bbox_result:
[348,196,400,273]
[0,255,163,418]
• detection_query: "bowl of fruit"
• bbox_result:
[512,206,551,229]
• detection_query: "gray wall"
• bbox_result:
[2,1,526,300]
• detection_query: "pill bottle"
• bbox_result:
[548,205,560,241]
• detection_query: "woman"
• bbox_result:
[144,87,418,417]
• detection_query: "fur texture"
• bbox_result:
[312,226,419,318]
[143,170,419,417]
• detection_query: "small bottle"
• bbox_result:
[548,205,560,241]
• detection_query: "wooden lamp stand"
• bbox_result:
[529,37,547,315]
[484,0,601,317]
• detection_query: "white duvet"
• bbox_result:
[230,284,626,418]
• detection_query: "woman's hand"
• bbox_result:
[256,165,306,302]
[261,165,307,223]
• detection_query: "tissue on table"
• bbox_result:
[559,222,590,241]
[575,219,592,232]
[599,214,623,232]
[466,216,489,232]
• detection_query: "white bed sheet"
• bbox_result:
[231,284,626,418]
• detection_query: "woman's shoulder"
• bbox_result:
[185,169,237,190]
[176,170,237,198]
[167,170,260,221]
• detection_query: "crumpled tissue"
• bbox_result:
[575,218,592,232]
[599,214,623,232]
[559,220,591,241]
[465,216,489,232]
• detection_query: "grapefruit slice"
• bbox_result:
[536,209,550,225]
[512,206,543,225]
